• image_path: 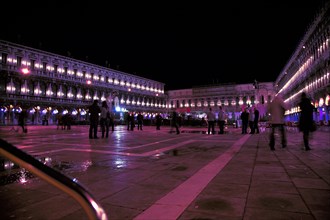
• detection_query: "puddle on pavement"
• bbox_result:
[0,157,37,185]
[0,156,92,186]
[0,154,133,186]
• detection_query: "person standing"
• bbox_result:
[129,112,135,131]
[206,107,216,134]
[298,92,314,151]
[241,108,249,134]
[108,111,115,132]
[100,101,110,138]
[126,112,131,131]
[253,107,260,134]
[267,94,289,150]
[137,112,143,130]
[248,108,255,134]
[88,100,101,139]
[155,113,162,130]
[56,114,63,130]
[218,106,225,134]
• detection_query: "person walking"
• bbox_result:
[253,107,260,134]
[267,94,289,150]
[218,106,225,134]
[298,92,314,151]
[206,107,216,134]
[170,110,180,134]
[100,101,110,138]
[18,109,28,133]
[88,100,101,139]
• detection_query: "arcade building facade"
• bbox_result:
[0,40,166,125]
[275,1,330,125]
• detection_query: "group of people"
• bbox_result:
[267,92,315,151]
[56,113,73,130]
[87,91,316,151]
[125,112,144,131]
[240,107,260,134]
[88,100,115,139]
[206,106,226,135]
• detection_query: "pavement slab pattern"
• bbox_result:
[0,125,329,220]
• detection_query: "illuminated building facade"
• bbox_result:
[0,41,166,125]
[275,2,330,124]
[167,82,275,123]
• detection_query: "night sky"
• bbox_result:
[1,1,325,90]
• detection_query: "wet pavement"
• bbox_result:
[0,124,329,220]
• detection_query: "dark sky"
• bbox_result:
[1,1,325,90]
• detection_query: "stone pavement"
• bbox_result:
[0,125,329,220]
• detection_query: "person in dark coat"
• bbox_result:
[129,112,135,131]
[170,110,180,134]
[240,108,249,134]
[253,107,260,134]
[218,106,225,134]
[298,92,314,151]
[100,101,110,138]
[88,100,101,139]
[137,112,143,130]
[18,109,28,133]
[126,112,131,131]
[155,113,162,130]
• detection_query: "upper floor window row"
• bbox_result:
[2,53,164,94]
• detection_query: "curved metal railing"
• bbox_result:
[0,138,108,220]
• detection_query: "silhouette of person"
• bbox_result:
[298,92,314,151]
[126,112,131,131]
[253,107,260,134]
[18,109,28,133]
[241,108,249,134]
[248,108,255,134]
[218,106,225,134]
[88,100,101,139]
[129,112,135,131]
[267,94,288,150]
[155,113,162,130]
[171,110,180,134]
[100,101,110,138]
[137,112,143,130]
[108,111,115,132]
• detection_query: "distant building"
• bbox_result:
[167,82,275,123]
